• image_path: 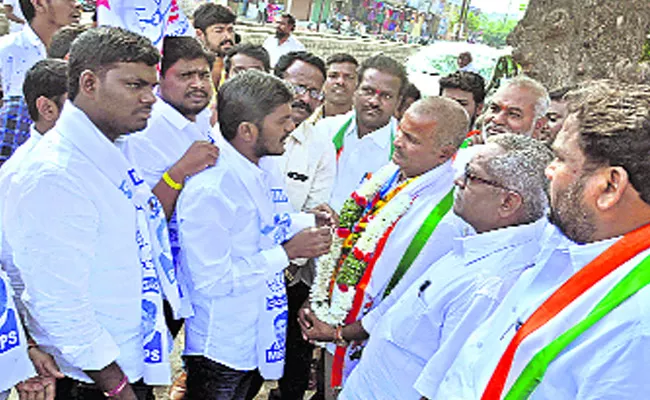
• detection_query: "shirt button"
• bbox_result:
[477,341,483,349]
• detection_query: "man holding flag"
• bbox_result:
[431,80,650,399]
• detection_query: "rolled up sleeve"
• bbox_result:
[5,172,119,370]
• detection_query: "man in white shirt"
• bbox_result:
[224,43,270,78]
[268,50,335,400]
[0,0,80,166]
[4,27,183,400]
[263,13,306,68]
[318,53,358,119]
[177,70,332,400]
[434,80,650,399]
[300,97,472,392]
[457,51,479,74]
[315,54,407,211]
[193,3,237,56]
[122,36,220,341]
[0,58,68,400]
[481,75,549,141]
[336,134,553,399]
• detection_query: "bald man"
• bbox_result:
[300,97,474,386]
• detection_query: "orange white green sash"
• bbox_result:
[481,223,650,400]
[332,116,395,161]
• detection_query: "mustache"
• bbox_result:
[186,90,209,98]
[292,100,313,114]
[220,39,234,47]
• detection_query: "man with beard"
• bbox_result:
[177,70,332,399]
[4,27,185,400]
[315,54,407,211]
[263,13,305,68]
[193,3,237,56]
[318,53,358,119]
[432,80,650,399]
[328,134,552,400]
[267,51,336,400]
[0,0,81,166]
[481,76,549,141]
[224,44,271,78]
[538,86,573,145]
[302,97,472,394]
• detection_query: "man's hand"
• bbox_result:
[28,347,64,379]
[282,227,332,259]
[298,308,335,343]
[16,376,56,400]
[309,203,339,228]
[167,140,219,183]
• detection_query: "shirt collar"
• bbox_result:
[349,111,396,149]
[567,235,620,273]
[30,124,44,139]
[307,104,325,125]
[454,217,547,264]
[21,24,46,53]
[289,121,308,144]
[152,96,192,131]
[220,138,266,183]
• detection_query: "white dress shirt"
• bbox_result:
[3,103,151,383]
[121,97,214,189]
[178,141,301,370]
[0,126,42,312]
[431,224,650,399]
[340,218,546,400]
[0,24,46,97]
[315,111,397,211]
[4,0,25,33]
[263,34,306,67]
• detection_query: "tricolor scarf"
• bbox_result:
[332,115,395,161]
[482,223,650,399]
[58,102,187,384]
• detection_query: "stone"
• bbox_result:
[507,0,650,90]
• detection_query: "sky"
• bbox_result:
[469,0,527,16]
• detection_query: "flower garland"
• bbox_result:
[311,165,416,326]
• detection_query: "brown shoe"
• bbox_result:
[169,371,187,400]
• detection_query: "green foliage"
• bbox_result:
[479,17,519,48]
[642,35,650,62]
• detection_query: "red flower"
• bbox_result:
[338,283,349,292]
[364,253,373,263]
[353,247,365,260]
[337,228,351,238]
[352,192,368,207]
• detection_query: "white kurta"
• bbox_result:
[340,218,546,400]
[262,34,306,67]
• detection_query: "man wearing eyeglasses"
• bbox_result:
[257,51,336,400]
[326,134,553,399]
[315,54,406,211]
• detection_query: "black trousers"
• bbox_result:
[185,355,256,400]
[55,377,154,400]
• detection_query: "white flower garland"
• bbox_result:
[311,165,415,326]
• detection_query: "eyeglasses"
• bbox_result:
[358,87,395,102]
[462,164,510,190]
[289,82,324,101]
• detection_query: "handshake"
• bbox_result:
[282,203,338,260]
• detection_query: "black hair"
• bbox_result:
[218,70,293,141]
[224,43,270,74]
[193,3,236,32]
[274,51,326,81]
[68,27,160,101]
[438,71,486,105]
[281,13,296,28]
[23,59,68,121]
[358,54,408,95]
[549,86,576,101]
[161,36,215,77]
[326,53,358,68]
[48,26,87,59]
[19,0,34,22]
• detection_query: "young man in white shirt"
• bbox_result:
[0,0,80,166]
[224,43,270,78]
[4,27,184,400]
[263,13,306,68]
[266,50,335,400]
[434,80,650,399]
[122,36,220,337]
[315,54,406,211]
[0,58,69,400]
[177,70,332,400]
[318,53,358,119]
[331,134,553,399]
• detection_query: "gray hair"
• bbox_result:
[408,96,469,150]
[499,75,551,121]
[485,134,553,222]
[218,70,293,141]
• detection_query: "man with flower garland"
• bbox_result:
[301,97,473,389]
[331,134,553,399]
[431,80,650,399]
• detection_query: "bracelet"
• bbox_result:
[334,325,348,347]
[104,375,128,398]
[162,171,183,191]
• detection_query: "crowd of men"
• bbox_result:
[0,1,649,400]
